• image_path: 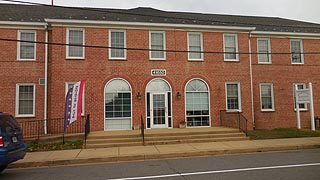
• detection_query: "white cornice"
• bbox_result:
[0,21,47,29]
[44,19,256,32]
[252,31,320,38]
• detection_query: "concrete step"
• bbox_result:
[144,129,240,137]
[145,136,249,145]
[86,137,142,144]
[84,127,248,149]
[85,141,143,149]
[145,132,245,141]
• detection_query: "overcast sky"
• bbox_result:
[3,0,320,23]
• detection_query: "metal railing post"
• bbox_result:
[141,115,145,145]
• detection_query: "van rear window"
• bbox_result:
[0,115,20,133]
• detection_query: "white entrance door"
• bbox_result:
[150,93,168,128]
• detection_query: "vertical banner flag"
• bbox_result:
[64,80,85,132]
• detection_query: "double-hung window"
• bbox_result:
[224,34,238,61]
[150,31,166,60]
[291,39,304,64]
[225,82,241,111]
[67,28,85,59]
[17,31,36,60]
[188,32,203,60]
[109,30,126,59]
[293,83,307,110]
[260,83,274,111]
[66,82,85,115]
[258,38,271,64]
[16,84,35,117]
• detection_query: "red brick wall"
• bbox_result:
[251,37,320,129]
[48,27,253,131]
[0,28,45,121]
[2,25,319,131]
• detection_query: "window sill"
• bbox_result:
[226,110,242,113]
[66,57,85,60]
[108,58,127,61]
[258,62,272,64]
[15,114,35,118]
[150,58,166,61]
[17,59,36,61]
[224,59,239,62]
[188,59,204,61]
[261,109,275,112]
[294,109,308,112]
[291,62,304,65]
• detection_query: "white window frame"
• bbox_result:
[260,83,275,111]
[66,28,85,59]
[290,39,304,64]
[187,32,203,61]
[225,82,241,112]
[293,83,307,111]
[105,78,133,130]
[17,30,36,61]
[149,31,166,60]
[109,29,126,60]
[257,38,272,64]
[15,83,36,117]
[223,34,239,61]
[65,82,85,116]
[184,78,211,127]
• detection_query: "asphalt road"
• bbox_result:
[1,149,320,180]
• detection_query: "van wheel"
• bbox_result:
[0,165,7,173]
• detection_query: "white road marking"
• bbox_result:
[106,162,320,180]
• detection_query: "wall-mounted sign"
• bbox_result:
[296,89,310,103]
[151,69,166,76]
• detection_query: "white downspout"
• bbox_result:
[44,24,48,134]
[248,32,255,129]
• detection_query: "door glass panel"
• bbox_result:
[153,94,166,125]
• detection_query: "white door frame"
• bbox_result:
[150,92,168,128]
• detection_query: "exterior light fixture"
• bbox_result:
[137,92,141,100]
[177,92,181,99]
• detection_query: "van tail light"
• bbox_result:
[0,136,3,147]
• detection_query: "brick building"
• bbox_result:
[0,4,319,132]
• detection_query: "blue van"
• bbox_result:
[0,112,26,173]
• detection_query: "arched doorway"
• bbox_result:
[146,78,172,129]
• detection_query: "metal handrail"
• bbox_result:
[84,114,90,147]
[18,116,86,139]
[220,110,248,136]
[141,115,145,145]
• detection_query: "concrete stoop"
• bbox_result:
[85,127,249,149]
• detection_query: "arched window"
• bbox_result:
[105,79,131,130]
[185,79,210,127]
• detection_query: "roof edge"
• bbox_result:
[44,19,256,31]
[252,31,320,37]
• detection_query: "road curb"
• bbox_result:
[9,144,320,169]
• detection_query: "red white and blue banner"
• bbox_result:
[64,80,85,131]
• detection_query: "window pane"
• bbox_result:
[110,31,125,58]
[188,33,202,59]
[20,32,35,59]
[18,85,34,115]
[258,39,270,63]
[68,29,84,57]
[151,32,165,59]
[291,41,302,63]
[224,35,237,59]
[261,84,273,110]
[226,83,240,110]
[185,79,209,127]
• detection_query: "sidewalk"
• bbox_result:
[10,137,320,169]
